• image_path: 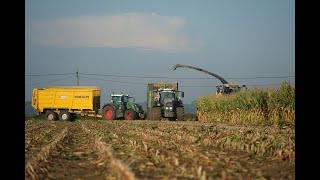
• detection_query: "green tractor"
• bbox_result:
[101,93,146,120]
[147,82,185,121]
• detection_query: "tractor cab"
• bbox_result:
[157,88,184,102]
[159,89,175,103]
[110,93,132,101]
[110,93,129,109]
[110,94,122,102]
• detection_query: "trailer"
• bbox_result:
[32,86,101,121]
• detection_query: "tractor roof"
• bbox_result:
[111,93,129,97]
[160,88,175,91]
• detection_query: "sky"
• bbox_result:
[25,0,295,105]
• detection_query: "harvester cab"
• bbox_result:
[216,84,247,96]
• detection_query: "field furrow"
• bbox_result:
[29,122,119,180]
[25,121,70,159]
[82,120,294,179]
[25,119,295,180]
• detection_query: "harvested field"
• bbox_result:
[25,119,294,180]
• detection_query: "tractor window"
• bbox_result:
[123,96,129,103]
[112,96,121,102]
[160,92,175,102]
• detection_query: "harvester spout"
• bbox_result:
[173,64,180,70]
[173,64,229,84]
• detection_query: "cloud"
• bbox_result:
[29,13,194,52]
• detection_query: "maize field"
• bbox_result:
[25,118,294,179]
[197,81,295,126]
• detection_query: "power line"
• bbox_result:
[26,76,75,86]
[80,76,292,88]
[25,71,295,87]
[79,76,146,85]
[79,72,294,80]
[25,72,295,80]
[79,73,210,79]
[25,73,293,88]
[25,73,75,76]
[25,76,294,87]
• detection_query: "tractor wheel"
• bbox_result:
[45,110,58,121]
[124,109,137,120]
[102,106,115,120]
[149,107,161,120]
[58,111,71,121]
[176,107,184,121]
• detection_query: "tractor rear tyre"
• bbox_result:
[176,107,184,121]
[102,106,116,120]
[124,109,137,120]
[149,107,161,120]
[59,111,71,121]
[45,110,58,121]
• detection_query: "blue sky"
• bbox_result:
[25,0,295,104]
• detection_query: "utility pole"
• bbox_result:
[76,67,79,86]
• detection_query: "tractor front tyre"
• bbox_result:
[45,110,58,121]
[176,107,184,121]
[102,106,116,120]
[59,111,71,121]
[124,109,137,120]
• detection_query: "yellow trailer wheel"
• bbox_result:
[45,110,58,121]
[59,111,71,121]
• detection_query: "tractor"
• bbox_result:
[147,82,185,121]
[101,93,145,120]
